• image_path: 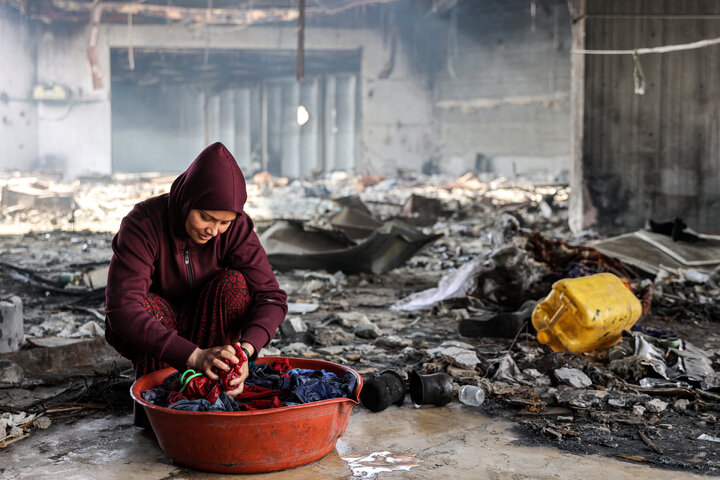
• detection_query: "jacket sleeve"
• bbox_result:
[104,207,197,371]
[225,214,288,356]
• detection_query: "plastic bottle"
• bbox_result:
[458,385,485,407]
[531,272,642,353]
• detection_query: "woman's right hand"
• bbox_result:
[186,345,239,381]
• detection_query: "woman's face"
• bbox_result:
[184,209,237,245]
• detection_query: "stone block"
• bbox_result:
[0,296,23,354]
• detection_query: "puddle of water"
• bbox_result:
[340,450,421,478]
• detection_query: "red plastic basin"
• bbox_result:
[130,357,363,474]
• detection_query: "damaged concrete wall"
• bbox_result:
[36,23,112,179]
[570,0,720,234]
[4,4,573,179]
[0,7,38,170]
[434,1,572,177]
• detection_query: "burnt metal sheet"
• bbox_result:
[329,206,382,240]
[260,219,441,274]
[591,231,720,275]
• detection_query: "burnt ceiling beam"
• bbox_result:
[50,0,300,25]
[44,0,401,25]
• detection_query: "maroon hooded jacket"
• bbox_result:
[104,143,287,371]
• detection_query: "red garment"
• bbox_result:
[237,384,284,401]
[105,143,288,371]
[167,391,187,405]
[271,358,292,373]
[242,397,284,410]
[182,342,248,403]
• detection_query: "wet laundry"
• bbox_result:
[141,360,357,412]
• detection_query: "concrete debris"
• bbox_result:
[287,302,320,314]
[282,342,311,356]
[353,316,382,339]
[673,399,690,412]
[632,405,647,416]
[697,434,720,443]
[440,347,480,370]
[375,335,413,349]
[0,295,23,353]
[556,390,607,409]
[645,399,668,413]
[279,316,307,337]
[554,368,592,389]
[0,359,24,387]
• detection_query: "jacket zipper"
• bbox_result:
[184,248,194,291]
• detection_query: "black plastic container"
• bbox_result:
[360,370,406,412]
[409,371,453,407]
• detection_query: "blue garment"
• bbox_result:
[169,392,240,412]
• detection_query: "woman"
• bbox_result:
[104,142,287,425]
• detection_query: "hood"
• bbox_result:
[168,142,247,238]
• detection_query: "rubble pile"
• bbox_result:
[1,170,719,472]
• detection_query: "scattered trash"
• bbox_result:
[340,451,420,478]
[0,295,23,353]
[409,371,453,407]
[360,370,406,412]
[458,385,485,407]
[532,273,642,353]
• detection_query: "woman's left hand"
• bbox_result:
[225,342,255,397]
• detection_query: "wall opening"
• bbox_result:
[110,48,361,177]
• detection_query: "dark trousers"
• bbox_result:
[133,269,252,427]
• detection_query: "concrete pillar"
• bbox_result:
[233,88,252,172]
[281,81,301,178]
[0,296,23,354]
[266,82,283,176]
[324,75,337,171]
[299,78,320,177]
[218,90,236,154]
[335,74,356,171]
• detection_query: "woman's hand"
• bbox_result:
[186,342,255,396]
[225,342,255,397]
[187,345,239,381]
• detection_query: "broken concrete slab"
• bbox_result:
[81,264,109,290]
[375,335,413,349]
[279,316,307,337]
[554,368,592,389]
[0,359,24,387]
[0,337,128,383]
[645,399,668,413]
[1,184,75,211]
[440,347,480,370]
[0,295,23,353]
[353,316,381,339]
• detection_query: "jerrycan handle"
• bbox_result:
[547,293,567,328]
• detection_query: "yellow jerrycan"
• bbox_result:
[531,272,642,353]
